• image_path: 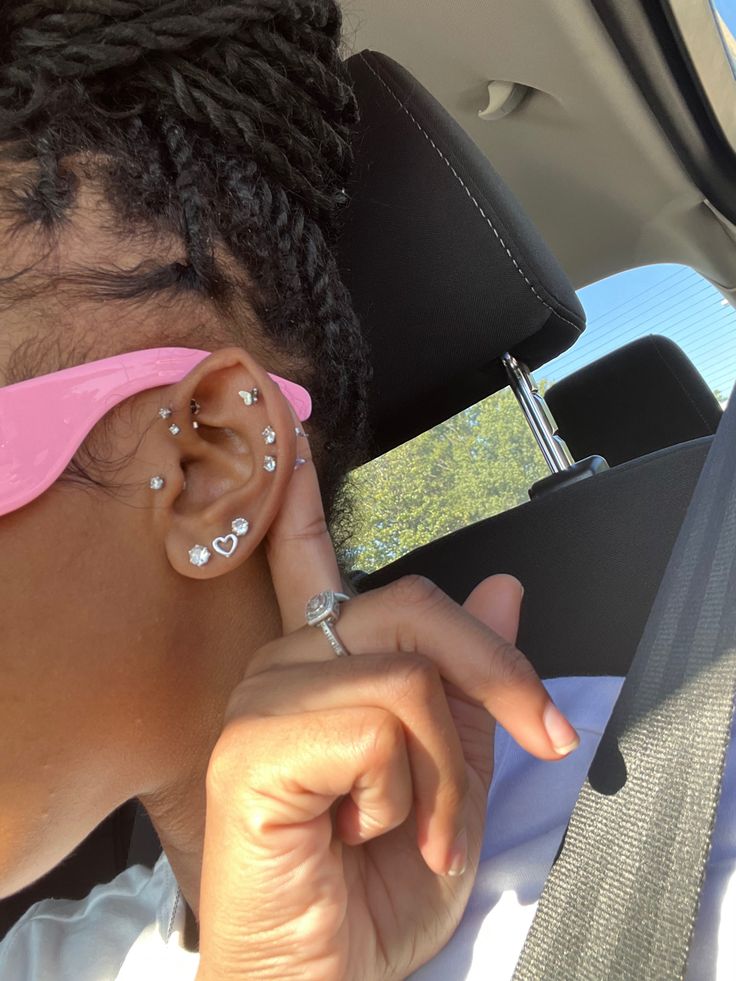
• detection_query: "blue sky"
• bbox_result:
[542,0,736,401]
[543,265,736,400]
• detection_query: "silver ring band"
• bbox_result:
[305,590,352,658]
[320,619,351,657]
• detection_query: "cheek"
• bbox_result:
[0,485,175,895]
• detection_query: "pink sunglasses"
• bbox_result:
[0,347,312,518]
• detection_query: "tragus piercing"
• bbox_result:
[263,455,277,473]
[189,544,211,567]
[149,476,165,491]
[262,426,276,445]
[238,388,259,406]
[190,399,201,415]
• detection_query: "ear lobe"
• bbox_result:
[155,347,299,579]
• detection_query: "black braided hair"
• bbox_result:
[0,0,370,529]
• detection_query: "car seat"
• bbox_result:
[545,334,723,467]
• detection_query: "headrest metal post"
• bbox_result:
[502,353,575,474]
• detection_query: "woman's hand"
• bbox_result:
[196,428,578,981]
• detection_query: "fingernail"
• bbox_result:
[543,702,580,756]
[446,828,468,877]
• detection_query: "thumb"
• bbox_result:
[463,574,523,645]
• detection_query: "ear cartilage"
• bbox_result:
[189,544,211,567]
[263,455,277,473]
[149,476,166,491]
[159,407,173,420]
[168,423,181,436]
[232,517,250,537]
[294,458,307,471]
[238,388,259,407]
[262,426,276,445]
[212,534,239,558]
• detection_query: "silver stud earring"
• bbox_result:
[159,407,172,420]
[190,399,201,416]
[262,425,276,445]
[192,421,200,430]
[212,533,239,558]
[149,476,165,491]
[263,455,277,473]
[169,423,181,436]
[238,388,259,406]
[232,517,249,537]
[294,458,307,471]
[295,426,306,438]
[189,544,211,567]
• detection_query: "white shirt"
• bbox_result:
[2,677,735,980]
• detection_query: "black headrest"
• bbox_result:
[337,51,585,459]
[546,335,723,467]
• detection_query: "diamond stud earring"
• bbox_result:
[232,517,249,537]
[159,407,172,420]
[149,476,165,491]
[238,388,259,406]
[263,455,277,473]
[262,426,276,445]
[189,544,211,567]
[169,423,181,436]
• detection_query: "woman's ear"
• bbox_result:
[136,347,300,579]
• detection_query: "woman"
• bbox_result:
[0,2,584,978]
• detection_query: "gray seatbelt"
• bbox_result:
[513,384,736,981]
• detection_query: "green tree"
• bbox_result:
[346,387,549,572]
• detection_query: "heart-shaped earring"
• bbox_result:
[212,534,239,558]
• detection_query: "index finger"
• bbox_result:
[265,417,343,633]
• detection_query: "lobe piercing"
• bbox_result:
[232,517,249,537]
[149,476,165,491]
[263,455,277,473]
[189,545,211,567]
[159,407,172,420]
[262,426,276,445]
[238,388,259,406]
[169,423,181,436]
[212,534,239,558]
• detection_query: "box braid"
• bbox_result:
[0,0,371,528]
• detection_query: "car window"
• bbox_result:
[347,263,736,573]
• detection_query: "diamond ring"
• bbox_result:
[305,590,352,657]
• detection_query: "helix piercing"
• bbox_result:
[262,426,276,445]
[238,388,259,406]
[263,455,277,473]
